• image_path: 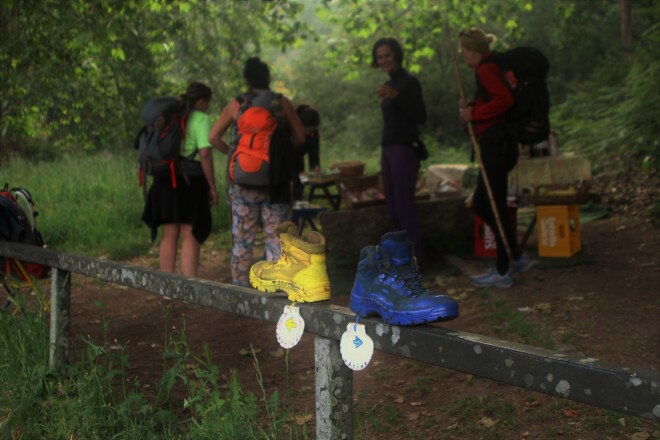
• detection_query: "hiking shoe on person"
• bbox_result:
[349,231,459,326]
[250,227,331,303]
[469,268,513,288]
[253,221,299,272]
[509,253,536,277]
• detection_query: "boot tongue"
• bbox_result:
[380,231,413,272]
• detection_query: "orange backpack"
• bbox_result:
[229,92,282,187]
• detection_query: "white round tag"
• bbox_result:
[276,305,305,349]
[340,323,374,371]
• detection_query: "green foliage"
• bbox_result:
[159,329,264,439]
[1,1,163,153]
[278,0,548,156]
[476,294,554,349]
[445,395,517,438]
[4,0,657,179]
[285,0,659,177]
[552,12,660,174]
[515,0,621,102]
[0,288,310,439]
[0,0,308,156]
[0,290,50,438]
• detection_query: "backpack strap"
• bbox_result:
[236,92,255,115]
[475,52,500,103]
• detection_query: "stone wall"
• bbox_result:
[319,194,473,260]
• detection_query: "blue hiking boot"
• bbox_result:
[349,232,459,325]
[469,268,513,288]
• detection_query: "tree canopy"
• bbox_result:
[0,0,306,154]
[1,0,658,172]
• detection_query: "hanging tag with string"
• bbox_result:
[340,317,374,371]
[276,304,305,349]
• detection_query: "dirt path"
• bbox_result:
[69,209,660,439]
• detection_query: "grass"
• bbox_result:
[474,291,556,349]
[2,153,231,260]
[0,281,312,439]
[370,366,392,381]
[445,395,517,438]
[405,377,430,396]
[559,330,578,345]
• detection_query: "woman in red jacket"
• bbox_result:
[458,27,533,288]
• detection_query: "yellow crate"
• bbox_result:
[536,205,581,257]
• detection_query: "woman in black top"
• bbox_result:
[372,37,426,261]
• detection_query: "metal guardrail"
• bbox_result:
[1,241,659,439]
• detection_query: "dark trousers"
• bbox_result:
[293,177,304,201]
[381,144,422,260]
[472,126,521,274]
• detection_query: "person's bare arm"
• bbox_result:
[209,101,236,154]
[280,97,306,147]
[198,148,218,205]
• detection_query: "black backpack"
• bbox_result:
[477,47,551,145]
[0,183,49,281]
[134,97,201,199]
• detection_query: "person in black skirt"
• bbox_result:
[141,81,218,277]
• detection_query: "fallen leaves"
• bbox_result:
[478,416,498,428]
[523,400,541,411]
[517,302,552,313]
[294,413,313,426]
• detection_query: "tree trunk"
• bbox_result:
[619,0,633,58]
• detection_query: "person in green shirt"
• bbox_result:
[142,81,218,277]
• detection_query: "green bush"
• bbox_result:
[552,26,660,175]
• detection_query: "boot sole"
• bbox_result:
[250,271,330,303]
[349,296,459,326]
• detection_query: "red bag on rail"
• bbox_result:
[0,184,49,282]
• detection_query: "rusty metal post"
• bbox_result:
[315,336,353,440]
[49,268,71,371]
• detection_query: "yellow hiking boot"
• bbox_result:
[249,220,299,293]
[250,229,331,303]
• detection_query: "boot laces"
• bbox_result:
[276,254,293,267]
[393,260,425,296]
[375,247,425,297]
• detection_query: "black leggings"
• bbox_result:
[473,126,521,275]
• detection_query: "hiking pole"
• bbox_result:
[443,23,513,262]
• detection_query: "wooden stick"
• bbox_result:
[444,23,513,262]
